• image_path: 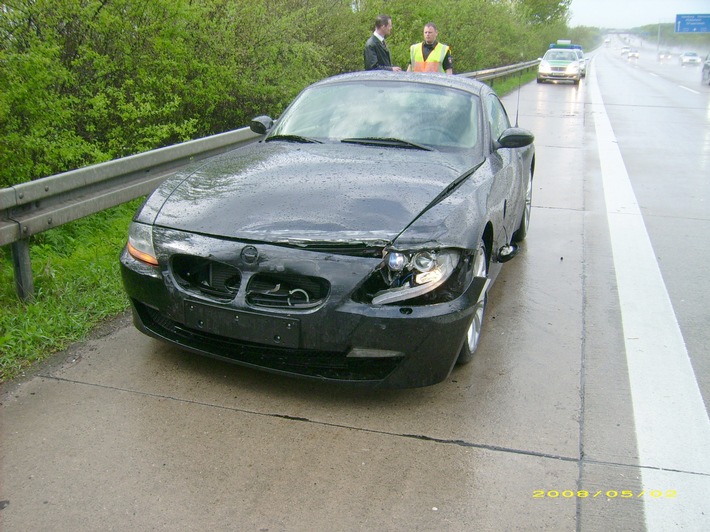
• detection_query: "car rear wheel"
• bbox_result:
[512,172,533,242]
[456,241,488,365]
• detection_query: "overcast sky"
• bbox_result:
[568,0,709,29]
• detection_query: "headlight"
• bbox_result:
[372,249,460,305]
[127,222,158,266]
[387,252,407,271]
[538,61,552,74]
[566,62,580,74]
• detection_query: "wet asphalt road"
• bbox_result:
[2,42,709,531]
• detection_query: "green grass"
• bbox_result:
[485,69,538,96]
[0,200,141,382]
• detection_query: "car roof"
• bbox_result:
[309,71,489,98]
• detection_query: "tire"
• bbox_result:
[456,241,488,365]
[536,78,543,84]
[512,171,533,242]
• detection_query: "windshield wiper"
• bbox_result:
[341,137,433,151]
[266,134,322,144]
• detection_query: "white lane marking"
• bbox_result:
[679,85,699,94]
[588,67,710,529]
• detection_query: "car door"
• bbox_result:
[484,93,522,245]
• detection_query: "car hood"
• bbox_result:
[150,142,482,245]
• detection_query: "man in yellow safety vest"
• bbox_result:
[408,23,453,74]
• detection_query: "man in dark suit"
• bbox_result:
[363,14,402,71]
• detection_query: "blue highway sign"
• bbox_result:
[675,14,710,33]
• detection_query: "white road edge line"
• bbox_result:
[679,85,699,94]
[588,67,710,530]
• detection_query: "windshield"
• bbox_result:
[269,80,481,150]
[544,50,578,62]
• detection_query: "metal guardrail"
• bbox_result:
[460,59,540,81]
[1,60,539,301]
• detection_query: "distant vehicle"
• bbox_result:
[574,49,587,77]
[679,51,702,66]
[621,46,630,56]
[537,48,582,84]
[627,49,639,60]
[657,50,672,63]
[702,54,710,85]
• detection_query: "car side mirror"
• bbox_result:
[250,115,274,135]
[496,127,535,149]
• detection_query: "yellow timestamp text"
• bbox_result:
[533,490,677,499]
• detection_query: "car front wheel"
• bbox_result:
[456,241,488,365]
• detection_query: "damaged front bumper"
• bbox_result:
[120,230,487,388]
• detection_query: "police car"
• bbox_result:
[537,40,584,84]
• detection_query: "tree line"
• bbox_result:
[0,0,577,188]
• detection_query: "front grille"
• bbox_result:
[246,273,330,309]
[136,302,401,381]
[289,242,383,258]
[171,255,241,300]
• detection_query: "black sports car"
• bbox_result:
[120,71,535,388]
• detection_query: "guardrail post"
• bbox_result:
[11,240,34,302]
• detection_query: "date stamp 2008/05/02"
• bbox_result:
[533,490,676,499]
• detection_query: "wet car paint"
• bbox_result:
[140,142,486,248]
[120,72,535,388]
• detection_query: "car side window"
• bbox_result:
[486,94,510,146]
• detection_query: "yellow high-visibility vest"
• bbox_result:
[410,42,449,72]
